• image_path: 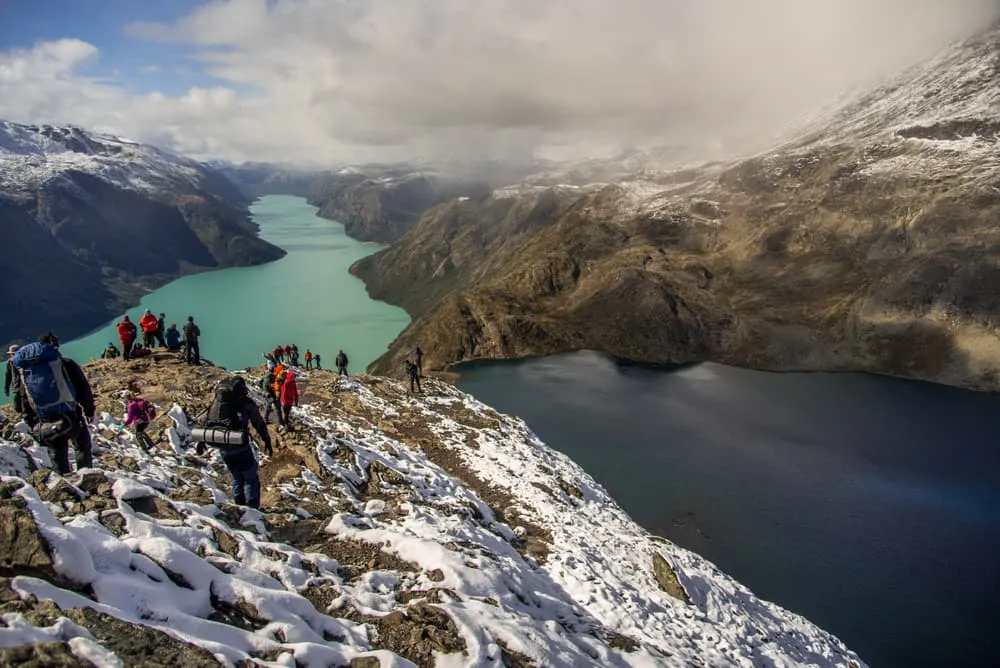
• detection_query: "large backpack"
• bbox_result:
[12,342,78,421]
[205,377,248,431]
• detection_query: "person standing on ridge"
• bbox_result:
[155,313,167,348]
[304,349,313,370]
[183,316,201,365]
[412,345,424,377]
[336,349,349,377]
[290,344,299,366]
[405,359,422,394]
[273,346,283,364]
[117,315,137,361]
[279,370,299,427]
[139,310,159,348]
[164,324,181,351]
[101,342,120,359]
[314,353,322,370]
[13,333,95,474]
[283,345,293,364]
[124,391,157,451]
[194,377,272,509]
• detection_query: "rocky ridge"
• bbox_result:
[0,121,285,345]
[356,26,1000,391]
[0,356,862,666]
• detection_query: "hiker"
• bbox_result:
[164,324,181,351]
[155,313,167,348]
[336,349,349,377]
[280,370,299,426]
[264,352,276,372]
[4,345,31,425]
[132,343,152,359]
[283,345,293,365]
[412,346,424,377]
[117,315,137,361]
[304,349,313,370]
[12,334,94,474]
[3,345,18,398]
[101,342,120,359]
[183,316,201,365]
[261,365,284,427]
[193,377,272,509]
[405,359,422,394]
[139,309,159,348]
[314,353,322,370]
[272,346,283,364]
[124,392,157,451]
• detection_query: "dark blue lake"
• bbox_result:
[457,352,1000,668]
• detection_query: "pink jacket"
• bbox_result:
[125,398,155,425]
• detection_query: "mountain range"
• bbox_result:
[0,121,285,345]
[355,24,1000,391]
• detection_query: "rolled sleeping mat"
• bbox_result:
[190,427,245,447]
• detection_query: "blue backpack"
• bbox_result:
[12,342,78,421]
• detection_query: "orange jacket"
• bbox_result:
[280,373,299,406]
[139,313,159,334]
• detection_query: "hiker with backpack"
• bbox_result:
[117,315,137,361]
[405,359,422,394]
[164,324,181,351]
[261,365,284,427]
[183,316,201,365]
[139,310,159,348]
[279,370,299,427]
[12,334,95,474]
[336,349,349,377]
[192,377,272,509]
[124,392,157,451]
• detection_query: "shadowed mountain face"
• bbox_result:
[357,27,1000,390]
[0,122,285,344]
[307,168,491,243]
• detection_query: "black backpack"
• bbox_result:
[205,377,248,430]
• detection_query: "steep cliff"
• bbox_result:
[0,356,863,667]
[359,26,1000,390]
[0,122,285,344]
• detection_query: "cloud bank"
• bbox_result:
[1,0,997,165]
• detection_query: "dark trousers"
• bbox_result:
[282,404,293,424]
[135,421,154,450]
[222,447,260,509]
[45,411,93,475]
[184,339,200,365]
[121,338,134,360]
[154,330,166,348]
[142,331,156,347]
[409,374,422,393]
[337,366,348,377]
[264,394,284,426]
[305,359,312,369]
[415,358,423,376]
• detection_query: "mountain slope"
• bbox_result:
[0,121,285,344]
[359,26,1000,390]
[0,356,863,666]
[209,161,322,198]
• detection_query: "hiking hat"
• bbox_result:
[144,309,152,314]
[6,345,17,356]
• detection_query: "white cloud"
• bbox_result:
[1,0,997,165]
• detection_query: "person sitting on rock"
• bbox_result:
[101,342,120,359]
[139,309,159,348]
[164,324,182,351]
[124,391,157,451]
[405,359,422,394]
[131,343,152,359]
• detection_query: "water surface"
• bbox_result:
[458,352,1000,668]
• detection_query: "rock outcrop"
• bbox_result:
[0,121,285,345]
[0,356,864,666]
[357,26,1000,391]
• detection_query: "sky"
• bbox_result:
[0,0,997,166]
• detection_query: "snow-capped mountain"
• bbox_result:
[0,357,864,666]
[0,120,284,346]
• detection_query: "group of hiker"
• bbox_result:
[5,325,429,511]
[111,310,201,365]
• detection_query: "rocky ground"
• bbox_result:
[0,356,862,666]
[355,26,1000,391]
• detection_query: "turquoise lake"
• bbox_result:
[60,195,410,370]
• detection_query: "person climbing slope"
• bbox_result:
[193,377,272,509]
[139,310,159,348]
[117,315,137,361]
[13,334,95,474]
[183,316,201,365]
[280,370,299,427]
[124,391,157,451]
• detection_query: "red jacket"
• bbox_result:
[280,373,299,406]
[117,319,137,342]
[139,313,159,334]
